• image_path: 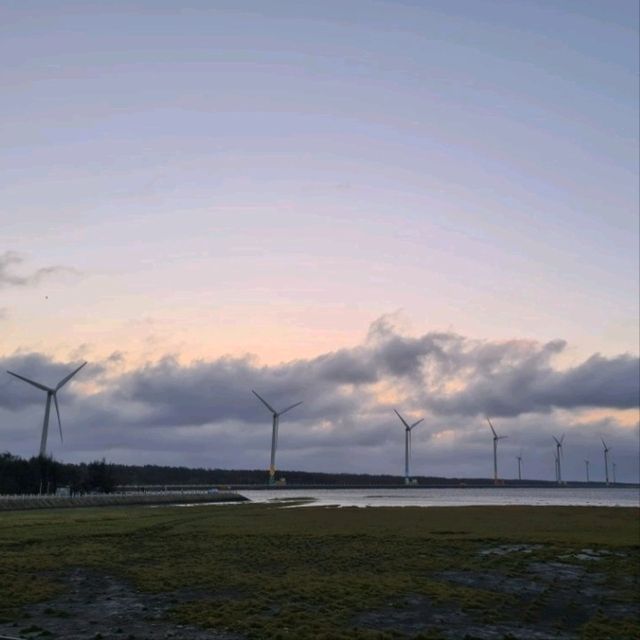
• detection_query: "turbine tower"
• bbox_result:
[552,434,565,484]
[394,409,424,485]
[585,459,590,483]
[486,418,507,485]
[601,439,610,485]
[252,390,302,485]
[7,362,87,457]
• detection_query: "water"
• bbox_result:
[237,487,639,508]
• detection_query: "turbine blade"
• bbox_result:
[486,417,497,438]
[279,400,303,416]
[55,362,87,391]
[252,390,277,414]
[552,436,560,445]
[498,435,508,440]
[53,393,63,444]
[6,371,51,392]
[601,438,608,451]
[394,409,410,429]
[410,418,424,430]
[560,433,565,444]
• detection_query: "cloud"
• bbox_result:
[0,318,638,480]
[428,345,639,417]
[0,251,79,289]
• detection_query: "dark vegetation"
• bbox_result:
[0,453,116,495]
[0,503,638,639]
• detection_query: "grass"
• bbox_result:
[0,502,638,638]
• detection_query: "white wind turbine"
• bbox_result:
[601,438,610,485]
[7,362,87,457]
[516,451,523,481]
[486,418,507,485]
[552,434,565,484]
[252,390,302,485]
[393,409,424,485]
[585,458,590,483]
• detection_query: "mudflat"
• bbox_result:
[0,503,638,639]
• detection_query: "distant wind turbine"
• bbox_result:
[486,418,507,485]
[516,451,523,481]
[585,459,590,483]
[252,390,302,485]
[394,409,424,485]
[552,434,565,484]
[7,362,87,457]
[601,438,610,485]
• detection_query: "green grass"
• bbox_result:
[0,503,638,638]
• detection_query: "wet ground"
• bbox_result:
[0,568,242,640]
[354,547,639,639]
[0,545,637,639]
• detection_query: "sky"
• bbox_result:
[1,0,638,482]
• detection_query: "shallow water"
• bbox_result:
[237,486,640,508]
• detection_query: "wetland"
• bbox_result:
[0,502,637,639]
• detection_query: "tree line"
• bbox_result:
[2,452,591,495]
[0,453,116,495]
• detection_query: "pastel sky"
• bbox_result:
[1,1,638,481]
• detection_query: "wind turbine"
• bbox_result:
[552,434,565,484]
[601,438,610,485]
[585,459,590,483]
[394,409,424,485]
[516,451,523,481]
[486,418,507,485]
[7,362,87,457]
[252,390,302,485]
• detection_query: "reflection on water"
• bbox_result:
[238,487,640,508]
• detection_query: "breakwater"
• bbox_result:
[0,491,248,511]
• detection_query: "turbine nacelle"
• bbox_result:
[553,434,565,459]
[486,417,507,441]
[394,408,424,431]
[252,390,302,417]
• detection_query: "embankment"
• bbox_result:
[0,491,248,511]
